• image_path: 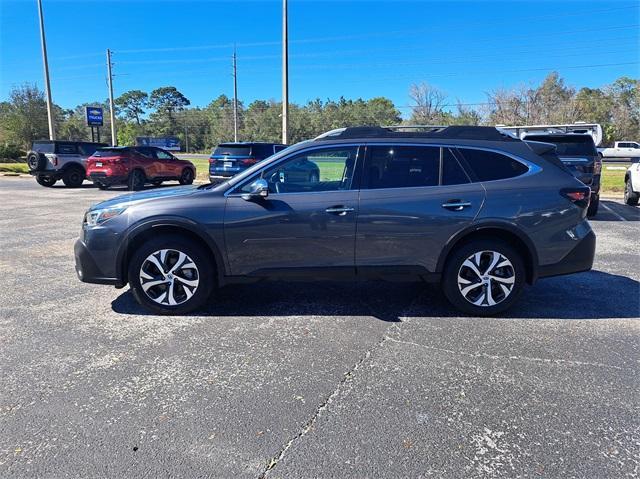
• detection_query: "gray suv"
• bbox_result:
[74,126,595,316]
[27,140,107,187]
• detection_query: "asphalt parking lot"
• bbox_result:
[0,177,638,478]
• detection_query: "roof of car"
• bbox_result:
[314,125,518,142]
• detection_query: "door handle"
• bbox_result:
[442,200,472,211]
[325,206,355,216]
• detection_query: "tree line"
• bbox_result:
[0,73,637,156]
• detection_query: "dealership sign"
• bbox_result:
[135,136,181,151]
[85,107,104,126]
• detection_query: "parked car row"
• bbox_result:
[27,141,196,190]
[74,125,597,317]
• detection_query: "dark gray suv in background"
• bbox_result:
[74,126,595,316]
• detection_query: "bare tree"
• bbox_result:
[409,83,447,124]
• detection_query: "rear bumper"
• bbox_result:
[537,230,596,279]
[74,239,121,286]
[88,173,128,185]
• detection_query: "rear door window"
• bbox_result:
[56,143,78,155]
[364,145,440,189]
[442,148,470,185]
[457,148,528,182]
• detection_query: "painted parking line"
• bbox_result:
[600,202,627,221]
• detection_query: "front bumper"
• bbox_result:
[74,235,122,286]
[537,229,596,279]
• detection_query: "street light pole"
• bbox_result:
[36,0,55,140]
[281,0,289,144]
[232,48,239,142]
[106,49,117,146]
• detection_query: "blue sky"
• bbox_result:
[1,0,638,115]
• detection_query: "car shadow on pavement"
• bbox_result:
[111,270,639,321]
[592,200,640,222]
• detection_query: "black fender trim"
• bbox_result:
[435,220,540,282]
[115,217,226,286]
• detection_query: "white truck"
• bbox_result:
[624,162,640,206]
[597,141,640,160]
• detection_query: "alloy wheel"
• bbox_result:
[457,250,515,307]
[139,249,199,306]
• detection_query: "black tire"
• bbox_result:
[128,169,146,191]
[587,195,600,218]
[128,235,214,315]
[179,168,194,185]
[26,151,46,171]
[96,182,110,190]
[36,175,56,187]
[62,166,85,188]
[624,179,639,206]
[442,239,525,317]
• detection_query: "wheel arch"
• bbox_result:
[116,219,225,287]
[436,222,539,284]
[60,161,86,175]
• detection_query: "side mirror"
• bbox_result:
[241,178,269,201]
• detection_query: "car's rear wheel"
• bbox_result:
[62,166,85,188]
[128,236,214,315]
[624,178,639,206]
[179,168,194,185]
[36,175,56,187]
[128,169,146,191]
[587,194,600,218]
[442,239,525,316]
[96,182,109,190]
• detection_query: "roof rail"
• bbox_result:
[314,125,518,142]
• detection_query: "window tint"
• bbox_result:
[32,142,54,153]
[458,148,528,182]
[243,147,358,194]
[442,148,470,185]
[214,145,251,156]
[274,145,287,153]
[155,149,174,160]
[78,144,102,156]
[135,147,154,158]
[252,144,275,158]
[365,145,439,189]
[93,148,127,157]
[56,143,78,154]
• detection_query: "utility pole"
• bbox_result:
[232,47,239,143]
[106,49,117,146]
[37,0,55,140]
[184,121,189,153]
[281,0,289,144]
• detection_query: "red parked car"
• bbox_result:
[86,146,196,191]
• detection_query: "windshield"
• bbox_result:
[32,142,54,153]
[524,135,597,156]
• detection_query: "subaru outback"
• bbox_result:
[74,126,595,316]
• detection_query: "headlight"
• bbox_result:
[84,207,127,226]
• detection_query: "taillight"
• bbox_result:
[561,187,590,209]
[241,157,258,166]
[209,158,215,164]
[593,160,602,175]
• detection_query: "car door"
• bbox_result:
[134,147,158,177]
[155,148,180,177]
[356,144,485,274]
[224,145,362,276]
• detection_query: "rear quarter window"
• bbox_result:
[457,148,528,182]
[55,143,79,155]
[32,142,54,153]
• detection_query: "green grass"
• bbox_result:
[601,163,627,195]
[0,163,29,174]
[190,158,210,182]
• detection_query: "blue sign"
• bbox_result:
[85,106,104,126]
[135,136,181,151]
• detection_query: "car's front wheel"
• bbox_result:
[179,168,194,185]
[624,178,639,206]
[128,236,214,315]
[442,240,525,316]
[587,194,600,218]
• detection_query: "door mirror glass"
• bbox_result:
[241,178,269,200]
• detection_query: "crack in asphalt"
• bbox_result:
[257,291,426,478]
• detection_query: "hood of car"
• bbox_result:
[89,185,201,211]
